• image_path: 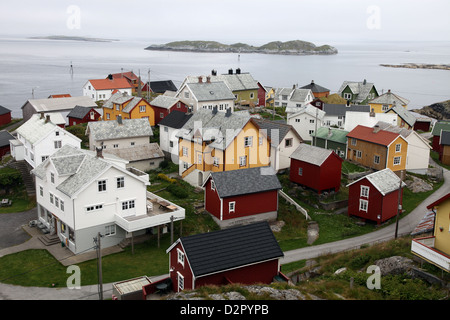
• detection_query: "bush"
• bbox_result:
[159,160,169,169]
[167,183,188,198]
[157,173,176,184]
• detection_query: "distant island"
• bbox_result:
[28,35,119,42]
[380,63,450,71]
[145,40,338,55]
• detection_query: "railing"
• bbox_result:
[278,189,310,220]
[411,236,450,271]
[181,164,196,178]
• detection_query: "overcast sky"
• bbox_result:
[1,0,449,45]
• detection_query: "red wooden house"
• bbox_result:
[0,105,12,127]
[67,105,101,126]
[289,144,343,194]
[431,121,450,153]
[166,221,285,292]
[149,95,188,125]
[203,167,281,228]
[257,81,267,107]
[347,168,405,224]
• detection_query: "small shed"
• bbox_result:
[166,221,284,292]
[0,130,14,157]
[289,143,343,194]
[0,105,12,127]
[203,167,281,228]
[347,168,405,224]
[112,276,152,300]
[67,105,101,126]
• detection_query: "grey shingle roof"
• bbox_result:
[208,167,281,198]
[323,103,370,116]
[290,143,337,166]
[172,221,283,277]
[369,90,409,106]
[254,118,301,146]
[0,130,14,147]
[87,118,153,141]
[385,105,416,127]
[102,92,134,109]
[347,168,406,196]
[104,143,164,162]
[338,80,377,103]
[23,96,97,112]
[185,73,259,91]
[300,81,330,93]
[67,105,96,119]
[158,110,193,129]
[440,130,450,146]
[187,81,236,101]
[149,95,180,109]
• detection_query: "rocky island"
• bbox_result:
[380,63,450,71]
[28,35,119,42]
[145,40,338,55]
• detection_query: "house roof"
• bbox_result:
[150,95,180,109]
[313,127,349,144]
[186,81,236,102]
[323,103,370,116]
[411,210,435,236]
[147,80,178,93]
[385,105,416,127]
[167,221,283,277]
[102,92,136,110]
[0,105,11,116]
[87,118,153,141]
[104,143,164,162]
[290,143,342,166]
[22,96,97,112]
[15,114,81,145]
[158,110,193,129]
[176,109,253,150]
[253,118,302,146]
[0,130,14,148]
[31,145,110,197]
[185,73,259,91]
[300,81,330,93]
[440,130,450,146]
[338,80,377,102]
[347,125,401,146]
[288,104,325,119]
[426,192,450,209]
[67,105,98,119]
[88,78,133,90]
[205,167,281,198]
[110,71,139,81]
[431,121,450,136]
[375,121,431,149]
[347,168,406,196]
[369,90,409,106]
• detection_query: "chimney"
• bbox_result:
[388,89,391,93]
[206,76,211,83]
[236,68,241,74]
[45,115,50,123]
[212,105,218,115]
[117,114,123,125]
[108,74,113,80]
[373,124,380,133]
[311,80,315,85]
[228,68,233,75]
[211,69,217,76]
[292,84,297,89]
[225,108,232,117]
[40,112,45,120]
[96,146,104,158]
[198,76,203,83]
[363,79,367,85]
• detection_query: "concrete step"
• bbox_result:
[38,234,60,246]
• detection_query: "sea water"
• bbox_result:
[0,36,449,118]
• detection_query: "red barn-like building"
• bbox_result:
[347,168,405,224]
[67,105,101,126]
[289,144,343,194]
[0,105,12,127]
[166,221,285,292]
[203,167,281,228]
[149,95,188,125]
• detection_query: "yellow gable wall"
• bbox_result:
[433,199,450,255]
[102,99,155,126]
[387,136,408,172]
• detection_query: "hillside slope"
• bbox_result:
[412,99,450,120]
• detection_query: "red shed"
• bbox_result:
[149,95,188,125]
[347,168,405,224]
[289,144,343,194]
[256,81,267,107]
[166,221,285,292]
[203,167,281,228]
[0,105,12,127]
[67,105,101,126]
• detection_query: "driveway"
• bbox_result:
[0,208,37,250]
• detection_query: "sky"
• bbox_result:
[1,0,449,45]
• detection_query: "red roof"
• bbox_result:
[89,78,133,90]
[110,72,139,81]
[427,193,450,209]
[347,125,400,146]
[48,94,72,98]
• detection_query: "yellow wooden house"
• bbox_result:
[368,90,409,113]
[411,193,450,272]
[177,108,270,187]
[102,91,155,126]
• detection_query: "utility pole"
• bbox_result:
[95,232,103,300]
[394,176,403,239]
[147,69,151,100]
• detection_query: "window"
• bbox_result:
[344,93,352,100]
[106,113,110,120]
[285,138,293,147]
[50,173,55,184]
[117,177,124,189]
[55,196,59,208]
[122,200,135,211]
[244,136,252,147]
[357,150,362,158]
[308,130,314,135]
[213,157,219,167]
[295,119,300,123]
[140,105,146,113]
[42,156,48,162]
[374,155,380,164]
[351,138,357,146]
[298,167,303,176]
[239,155,247,167]
[160,112,164,119]
[39,186,43,197]
[259,137,263,145]
[250,92,254,99]
[182,147,188,157]
[211,180,215,190]
[49,193,54,204]
[382,104,389,111]
[105,225,116,236]
[164,126,169,132]
[184,92,189,99]
[98,180,107,192]
[113,144,118,148]
[86,204,103,212]
[282,95,288,100]
[169,141,174,148]
[197,153,202,164]
[360,186,370,198]
[395,144,401,152]
[177,249,185,266]
[183,162,189,170]
[54,141,62,149]
[310,119,315,124]
[229,201,235,213]
[359,199,368,212]
[393,156,401,165]
[178,273,184,291]
[55,131,60,136]
[60,200,64,212]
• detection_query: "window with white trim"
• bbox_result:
[360,186,370,198]
[229,201,235,213]
[54,140,62,149]
[98,180,107,192]
[122,200,135,211]
[140,105,146,113]
[177,248,185,266]
[178,273,184,291]
[116,177,124,189]
[374,155,380,164]
[244,136,252,147]
[213,157,219,167]
[211,180,215,191]
[105,224,116,236]
[239,155,247,167]
[359,199,368,212]
[39,186,43,197]
[86,204,103,212]
[182,146,188,157]
[298,167,303,176]
[395,144,401,152]
[393,156,401,165]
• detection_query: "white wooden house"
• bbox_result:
[31,145,185,254]
[287,104,325,142]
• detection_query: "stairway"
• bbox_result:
[8,160,35,197]
[38,234,60,246]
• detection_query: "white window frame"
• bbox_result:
[213,157,219,167]
[182,146,188,157]
[298,167,303,176]
[140,105,146,113]
[177,248,185,266]
[359,199,368,212]
[229,201,235,213]
[177,272,184,291]
[39,186,43,197]
[54,140,62,149]
[86,204,104,213]
[393,156,401,166]
[105,224,116,236]
[244,136,253,147]
[211,180,215,191]
[395,143,401,152]
[116,177,125,189]
[98,180,107,192]
[239,155,247,167]
[360,186,370,198]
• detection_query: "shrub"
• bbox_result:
[167,183,188,198]
[157,173,176,184]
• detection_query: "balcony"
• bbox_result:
[115,191,185,233]
[411,236,450,272]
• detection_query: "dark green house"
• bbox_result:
[338,80,379,105]
[311,127,349,158]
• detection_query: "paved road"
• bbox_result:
[0,167,448,299]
